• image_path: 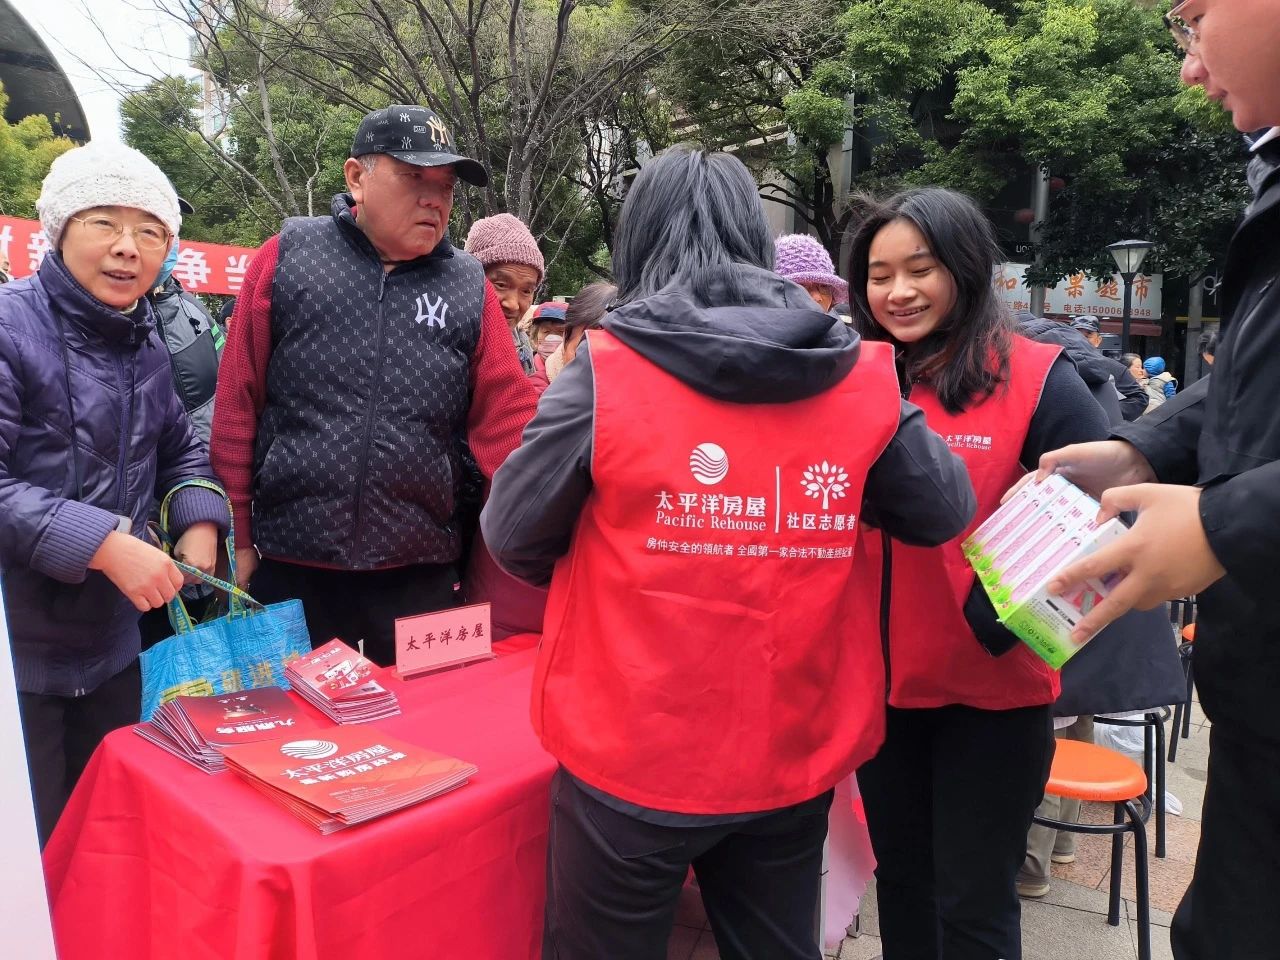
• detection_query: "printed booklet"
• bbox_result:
[135,687,313,773]
[221,728,477,834]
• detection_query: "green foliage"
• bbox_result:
[0,82,75,219]
[839,0,1248,282]
[121,66,362,247]
[120,77,242,243]
[842,0,998,94]
[69,0,1251,293]
[658,0,854,253]
[783,88,848,149]
[139,0,703,281]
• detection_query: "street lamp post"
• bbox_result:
[1107,239,1155,354]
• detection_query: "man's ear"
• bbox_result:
[344,157,371,205]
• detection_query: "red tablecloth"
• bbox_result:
[42,647,555,960]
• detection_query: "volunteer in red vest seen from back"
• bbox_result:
[482,146,976,960]
[210,105,540,665]
[845,188,1111,960]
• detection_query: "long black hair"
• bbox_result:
[612,145,773,306]
[844,188,1013,414]
[565,281,616,334]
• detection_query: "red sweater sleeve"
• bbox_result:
[210,234,279,548]
[467,282,543,481]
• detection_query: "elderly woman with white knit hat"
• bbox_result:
[0,142,229,845]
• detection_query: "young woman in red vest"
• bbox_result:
[845,188,1110,960]
[482,149,977,960]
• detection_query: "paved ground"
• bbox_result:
[667,699,1209,960]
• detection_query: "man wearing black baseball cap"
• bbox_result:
[350,104,488,186]
[210,104,540,665]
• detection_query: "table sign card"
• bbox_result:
[396,602,493,679]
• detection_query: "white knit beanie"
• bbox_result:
[36,142,182,245]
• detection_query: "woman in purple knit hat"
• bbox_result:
[774,233,849,313]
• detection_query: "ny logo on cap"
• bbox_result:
[427,116,451,147]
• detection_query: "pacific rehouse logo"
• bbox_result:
[689,442,728,485]
[652,443,768,532]
[280,739,340,760]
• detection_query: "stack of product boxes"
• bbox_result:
[963,473,1124,668]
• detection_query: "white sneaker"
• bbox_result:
[1017,878,1051,898]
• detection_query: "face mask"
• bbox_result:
[538,333,563,358]
[155,241,180,288]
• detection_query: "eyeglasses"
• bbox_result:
[1163,0,1199,56]
[68,215,171,251]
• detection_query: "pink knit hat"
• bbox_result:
[463,213,544,281]
[774,234,848,302]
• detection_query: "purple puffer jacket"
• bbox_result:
[0,253,229,697]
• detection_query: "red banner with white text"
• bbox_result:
[0,216,259,296]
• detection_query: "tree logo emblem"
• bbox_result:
[801,461,849,510]
[689,443,729,485]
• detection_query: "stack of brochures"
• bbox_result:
[135,687,311,773]
[222,728,476,833]
[285,639,400,723]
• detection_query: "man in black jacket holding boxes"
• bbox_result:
[1035,3,1280,956]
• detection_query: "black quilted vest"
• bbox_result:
[253,195,483,569]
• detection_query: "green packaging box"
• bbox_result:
[963,475,1124,669]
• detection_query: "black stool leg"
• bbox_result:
[1154,716,1167,859]
[1169,700,1183,763]
[1108,802,1124,926]
[1143,722,1154,809]
[1182,659,1195,739]
[1128,799,1152,960]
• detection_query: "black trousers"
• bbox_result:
[543,768,832,960]
[858,703,1054,960]
[17,660,141,847]
[248,558,459,667]
[1172,722,1280,959]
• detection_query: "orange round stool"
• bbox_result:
[1034,739,1153,960]
[1093,708,1169,859]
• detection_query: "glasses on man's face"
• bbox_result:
[68,215,171,252]
[1164,0,1199,56]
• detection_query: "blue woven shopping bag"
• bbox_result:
[139,479,310,721]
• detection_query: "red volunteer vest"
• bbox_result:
[872,336,1061,710]
[533,332,901,814]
